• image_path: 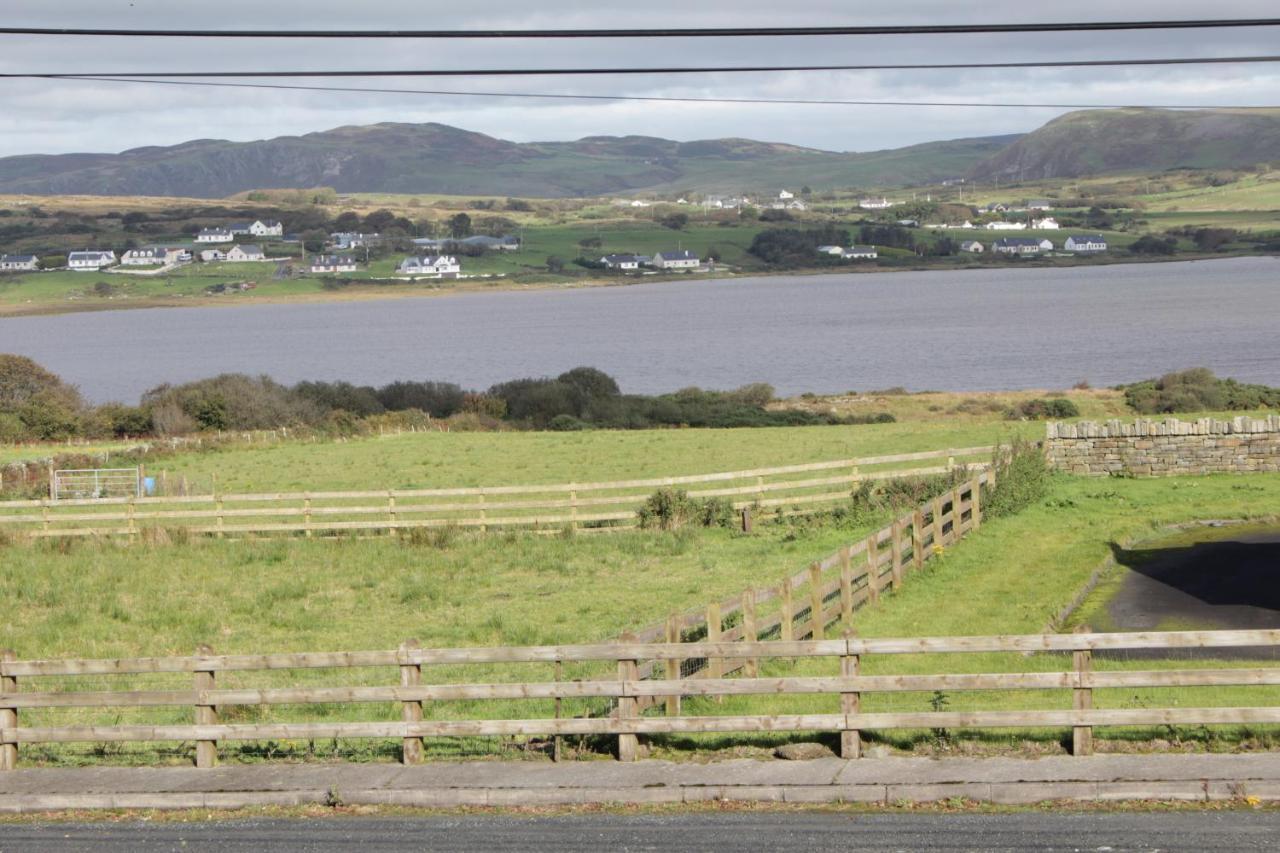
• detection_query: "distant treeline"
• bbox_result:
[0,356,893,442]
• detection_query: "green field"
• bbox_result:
[4,471,1279,765]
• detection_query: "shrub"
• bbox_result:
[548,414,590,431]
[983,439,1051,519]
[637,489,736,531]
[1122,368,1280,414]
[1011,398,1080,420]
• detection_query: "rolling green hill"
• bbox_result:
[0,122,1016,199]
[969,108,1280,182]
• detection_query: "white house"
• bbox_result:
[816,245,844,256]
[227,222,252,236]
[600,253,641,270]
[778,189,794,200]
[226,244,265,262]
[0,254,39,271]
[992,237,1053,255]
[984,221,1027,231]
[120,246,184,266]
[650,249,700,270]
[310,254,358,274]
[199,249,227,262]
[842,245,877,260]
[249,220,283,237]
[1026,199,1054,211]
[1031,217,1060,230]
[959,240,984,253]
[67,250,116,271]
[786,199,808,211]
[858,197,892,210]
[195,227,234,243]
[398,255,461,276]
[1064,234,1108,253]
[330,232,378,250]
[984,202,1010,213]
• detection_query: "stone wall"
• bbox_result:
[1045,415,1280,476]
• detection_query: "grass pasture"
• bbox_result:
[4,472,1280,765]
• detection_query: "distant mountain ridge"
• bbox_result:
[0,122,1015,198]
[3,108,1278,198]
[967,108,1280,182]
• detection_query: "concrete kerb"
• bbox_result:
[2,754,1279,812]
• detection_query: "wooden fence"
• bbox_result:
[622,471,988,708]
[3,629,1278,770]
[0,445,996,539]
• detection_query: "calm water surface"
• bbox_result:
[1,257,1277,402]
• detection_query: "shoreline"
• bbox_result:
[0,253,1267,320]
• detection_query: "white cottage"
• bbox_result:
[310,254,358,274]
[600,254,640,270]
[992,237,1053,255]
[650,249,700,270]
[67,250,117,271]
[196,227,234,243]
[226,244,265,262]
[0,254,39,271]
[398,255,460,276]
[1064,234,1108,253]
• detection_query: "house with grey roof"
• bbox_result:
[650,249,700,270]
[67,250,117,271]
[398,255,460,277]
[226,244,265,262]
[196,227,234,243]
[310,254,358,274]
[1064,234,1108,253]
[992,237,1053,255]
[600,253,640,270]
[0,254,39,271]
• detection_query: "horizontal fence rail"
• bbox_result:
[0,445,996,539]
[3,629,1278,770]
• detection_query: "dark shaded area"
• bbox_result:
[1097,531,1280,659]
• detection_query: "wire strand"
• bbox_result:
[3,19,1280,38]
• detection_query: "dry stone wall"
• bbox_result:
[1045,416,1280,476]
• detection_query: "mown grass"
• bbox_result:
[4,472,1279,765]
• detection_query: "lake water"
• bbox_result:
[1,257,1278,402]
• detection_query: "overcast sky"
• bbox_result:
[2,1,1278,157]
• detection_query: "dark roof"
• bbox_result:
[312,255,355,264]
[655,249,698,260]
[993,237,1046,247]
[1067,234,1106,242]
[234,244,263,254]
[602,254,639,263]
[0,254,36,262]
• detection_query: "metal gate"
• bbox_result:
[51,468,141,501]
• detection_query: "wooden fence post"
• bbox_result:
[781,577,794,641]
[554,659,564,762]
[949,487,963,544]
[808,562,824,640]
[665,616,681,717]
[570,486,579,532]
[194,644,217,769]
[1,650,16,771]
[840,632,861,759]
[890,520,904,591]
[740,507,753,533]
[931,496,944,552]
[911,510,925,572]
[970,475,982,531]
[742,591,758,678]
[399,640,424,765]
[706,603,722,701]
[839,547,853,627]
[616,633,639,762]
[865,535,880,604]
[303,495,313,537]
[1073,625,1093,756]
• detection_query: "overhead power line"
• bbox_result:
[46,76,1280,111]
[9,54,1280,80]
[3,19,1280,38]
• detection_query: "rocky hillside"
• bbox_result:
[969,108,1280,182]
[0,122,1015,198]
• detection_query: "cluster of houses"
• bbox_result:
[960,235,1108,256]
[194,220,284,243]
[598,249,702,271]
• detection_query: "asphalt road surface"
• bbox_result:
[2,812,1277,852]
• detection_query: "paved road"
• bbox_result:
[2,812,1276,852]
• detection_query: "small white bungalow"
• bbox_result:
[600,253,641,270]
[1064,234,1108,253]
[195,227,234,243]
[650,249,700,270]
[816,245,845,256]
[398,255,460,276]
[992,237,1053,255]
[842,245,877,260]
[1031,217,1060,230]
[0,254,39,271]
[984,221,1027,231]
[249,220,283,237]
[858,197,892,210]
[226,244,265,262]
[778,189,795,200]
[67,250,117,271]
[959,240,984,253]
[199,249,227,262]
[120,246,181,266]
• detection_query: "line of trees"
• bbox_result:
[0,355,892,442]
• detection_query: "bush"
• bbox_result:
[1129,235,1178,255]
[548,414,590,431]
[1011,398,1080,420]
[983,439,1051,519]
[637,489,736,531]
[1122,368,1280,414]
